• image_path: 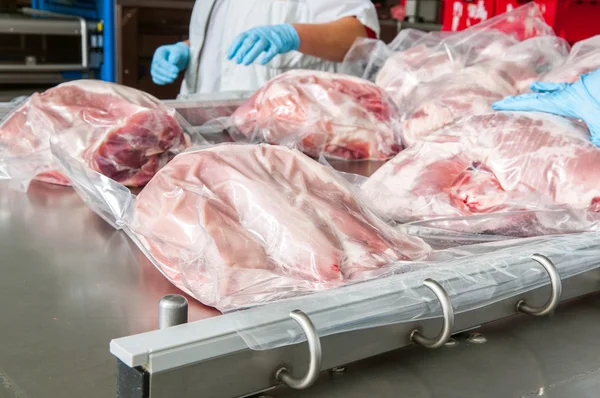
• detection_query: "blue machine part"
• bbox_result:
[31,0,100,20]
[61,71,83,79]
[31,0,115,82]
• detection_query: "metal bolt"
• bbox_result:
[158,294,188,329]
[467,333,487,344]
[329,366,346,374]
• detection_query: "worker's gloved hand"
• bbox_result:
[493,68,600,147]
[151,42,190,85]
[227,24,300,66]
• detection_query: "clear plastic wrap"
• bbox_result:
[52,142,432,310]
[541,35,600,83]
[399,36,569,145]
[372,35,464,105]
[407,209,600,241]
[371,29,527,106]
[227,230,600,350]
[223,70,403,161]
[341,2,555,102]
[0,80,194,191]
[362,111,600,234]
[454,2,554,41]
[0,96,27,121]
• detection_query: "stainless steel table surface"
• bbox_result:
[2,182,600,398]
[0,182,219,398]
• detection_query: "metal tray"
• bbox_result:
[164,92,252,127]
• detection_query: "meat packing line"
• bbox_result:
[1,5,600,398]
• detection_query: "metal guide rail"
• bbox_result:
[112,248,600,398]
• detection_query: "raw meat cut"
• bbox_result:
[0,80,190,188]
[542,35,600,83]
[228,70,402,161]
[490,36,570,92]
[374,42,463,104]
[362,112,600,226]
[399,37,569,145]
[342,2,553,107]
[374,29,521,106]
[132,144,430,308]
[400,67,518,146]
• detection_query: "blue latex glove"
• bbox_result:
[151,42,190,85]
[227,24,300,66]
[493,68,600,147]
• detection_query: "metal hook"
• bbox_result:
[410,279,455,349]
[275,310,322,390]
[517,254,562,316]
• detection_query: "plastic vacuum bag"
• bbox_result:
[407,209,600,242]
[52,141,432,310]
[0,96,27,121]
[220,70,403,161]
[541,35,600,83]
[341,2,554,99]
[399,36,569,145]
[371,29,526,105]
[361,111,600,234]
[227,230,600,350]
[0,80,194,191]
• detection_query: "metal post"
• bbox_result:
[158,294,188,329]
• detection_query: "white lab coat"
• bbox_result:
[181,0,380,95]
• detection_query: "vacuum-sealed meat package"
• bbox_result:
[343,30,516,107]
[399,36,569,145]
[373,29,526,106]
[362,112,600,235]
[53,142,431,309]
[400,67,518,146]
[541,35,600,83]
[0,80,192,190]
[226,70,403,161]
[341,2,554,105]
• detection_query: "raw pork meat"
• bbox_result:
[399,37,569,145]
[342,2,552,107]
[362,112,600,225]
[374,42,463,104]
[0,80,190,188]
[132,144,430,308]
[228,70,402,160]
[365,30,518,106]
[400,67,518,146]
[541,35,600,83]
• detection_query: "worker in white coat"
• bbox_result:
[150,0,380,95]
